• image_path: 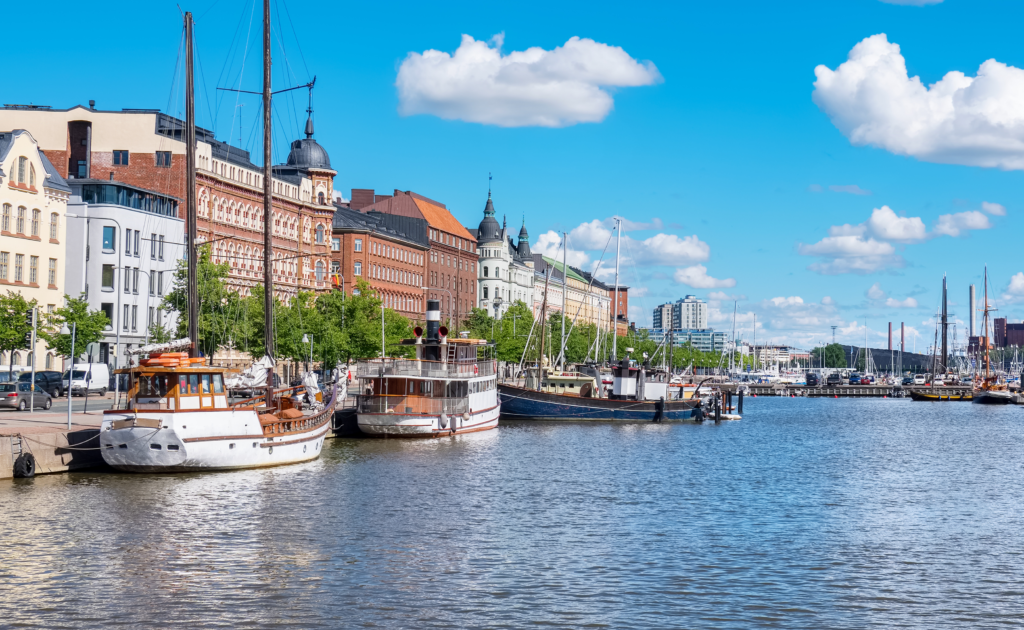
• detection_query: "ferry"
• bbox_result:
[100,341,339,472]
[355,299,499,437]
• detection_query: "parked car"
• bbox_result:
[902,376,915,386]
[806,373,820,386]
[913,374,927,385]
[826,373,842,386]
[0,382,52,410]
[62,363,110,396]
[19,371,63,397]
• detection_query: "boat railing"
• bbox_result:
[357,395,469,415]
[355,358,495,379]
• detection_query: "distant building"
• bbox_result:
[531,256,613,330]
[653,296,708,331]
[468,190,533,318]
[994,317,1024,347]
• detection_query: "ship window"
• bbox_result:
[409,381,414,394]
[150,444,162,450]
[202,374,211,394]
[212,374,224,394]
[189,374,199,394]
[178,375,187,395]
[167,445,179,451]
[138,374,169,398]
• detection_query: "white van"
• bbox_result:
[62,363,110,396]
[913,374,927,385]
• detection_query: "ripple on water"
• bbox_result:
[2,398,1024,628]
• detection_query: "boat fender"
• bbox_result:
[474,365,479,376]
[440,414,449,429]
[13,453,35,478]
[462,412,470,423]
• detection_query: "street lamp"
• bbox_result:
[60,322,76,431]
[302,333,313,373]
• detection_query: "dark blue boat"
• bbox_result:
[498,384,698,422]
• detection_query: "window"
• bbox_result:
[148,306,154,327]
[354,238,362,252]
[16,207,25,234]
[149,276,155,296]
[157,271,163,296]
[158,235,164,260]
[484,266,489,278]
[31,210,39,236]
[133,267,139,294]
[124,267,130,294]
[0,252,7,280]
[14,255,23,282]
[1,205,8,232]
[29,256,37,284]
[113,150,129,165]
[354,261,362,276]
[123,305,129,331]
[331,237,340,251]
[150,233,157,259]
[131,305,137,331]
[331,261,340,274]
[49,213,58,240]
[134,231,140,257]
[156,151,172,167]
[125,229,133,255]
[315,261,325,282]
[318,191,325,205]
[17,157,26,183]
[102,264,114,290]
[101,303,114,329]
[48,259,56,286]
[102,226,116,252]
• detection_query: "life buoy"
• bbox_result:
[474,365,479,376]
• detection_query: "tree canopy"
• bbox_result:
[39,294,109,360]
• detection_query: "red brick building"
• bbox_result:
[348,189,477,326]
[330,206,428,321]
[1,105,334,301]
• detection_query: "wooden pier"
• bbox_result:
[720,384,975,398]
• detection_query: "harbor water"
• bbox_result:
[2,397,1024,628]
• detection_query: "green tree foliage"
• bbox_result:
[162,245,238,359]
[0,291,35,378]
[39,294,109,360]
[811,343,846,368]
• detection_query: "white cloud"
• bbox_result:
[885,297,918,308]
[609,217,664,232]
[866,206,927,242]
[982,201,1007,216]
[568,220,613,250]
[1002,272,1024,302]
[828,223,867,237]
[673,265,736,289]
[629,287,650,298]
[814,33,1024,170]
[879,0,942,4]
[631,233,710,266]
[396,34,662,128]
[798,235,896,258]
[533,230,591,268]
[933,210,991,237]
[867,283,886,300]
[821,296,835,305]
[708,291,746,301]
[830,184,872,195]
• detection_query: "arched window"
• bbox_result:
[315,261,325,281]
[29,164,35,187]
[17,157,26,183]
[318,191,325,205]
[316,224,324,244]
[484,266,489,277]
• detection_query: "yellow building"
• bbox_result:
[533,256,614,330]
[0,130,70,370]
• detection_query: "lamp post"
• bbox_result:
[302,333,313,373]
[60,322,76,431]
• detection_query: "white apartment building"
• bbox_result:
[472,192,533,318]
[0,129,71,371]
[65,179,184,369]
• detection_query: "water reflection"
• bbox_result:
[2,398,1024,628]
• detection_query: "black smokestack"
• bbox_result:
[426,299,440,341]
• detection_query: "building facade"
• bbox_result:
[653,296,708,331]
[0,130,71,370]
[644,328,727,353]
[64,180,184,366]
[531,256,613,330]
[470,191,533,318]
[347,189,477,326]
[331,206,428,321]
[0,105,335,304]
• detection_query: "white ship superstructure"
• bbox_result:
[356,300,499,437]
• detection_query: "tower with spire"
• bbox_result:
[473,177,534,318]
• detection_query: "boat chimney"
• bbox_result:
[426,299,440,341]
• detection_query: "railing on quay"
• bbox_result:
[357,395,468,415]
[355,358,495,380]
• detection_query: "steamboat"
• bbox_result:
[355,299,499,437]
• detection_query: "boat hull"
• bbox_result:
[498,384,698,422]
[357,404,499,437]
[972,390,1012,405]
[909,391,972,402]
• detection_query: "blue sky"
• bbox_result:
[9,0,1024,350]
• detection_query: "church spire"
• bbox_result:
[304,77,317,138]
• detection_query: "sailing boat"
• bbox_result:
[497,219,701,421]
[99,9,338,471]
[973,267,1011,405]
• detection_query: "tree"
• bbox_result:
[39,294,109,362]
[161,245,239,361]
[810,343,846,368]
[0,291,36,378]
[494,300,534,363]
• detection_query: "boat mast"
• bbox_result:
[611,218,621,362]
[537,267,551,391]
[560,231,567,369]
[262,0,275,398]
[941,274,948,374]
[983,267,990,380]
[184,12,199,358]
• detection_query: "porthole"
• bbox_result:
[150,444,162,450]
[167,444,179,451]
[268,446,273,454]
[303,445,307,453]
[118,444,127,449]
[252,442,258,448]
[229,443,236,449]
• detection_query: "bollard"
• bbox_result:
[738,390,744,414]
[715,395,722,423]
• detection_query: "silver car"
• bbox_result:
[0,382,52,410]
